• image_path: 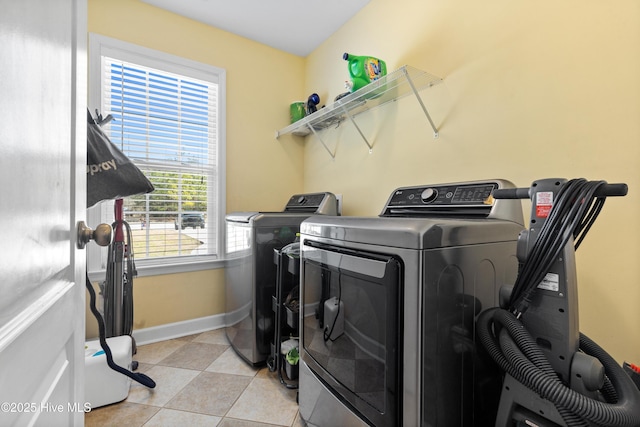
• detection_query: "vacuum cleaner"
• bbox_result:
[85,110,156,405]
[477,178,640,426]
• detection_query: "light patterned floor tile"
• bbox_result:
[144,408,222,427]
[84,330,302,426]
[218,417,288,427]
[165,371,252,416]
[226,377,298,426]
[205,347,259,377]
[193,328,230,345]
[126,365,200,407]
[134,339,187,364]
[85,401,159,427]
[158,341,229,370]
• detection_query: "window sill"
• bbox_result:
[87,257,225,283]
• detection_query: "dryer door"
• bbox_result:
[301,239,402,427]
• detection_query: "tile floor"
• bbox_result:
[85,329,303,427]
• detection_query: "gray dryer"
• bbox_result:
[298,180,524,427]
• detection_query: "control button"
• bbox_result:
[421,188,438,203]
[297,196,306,204]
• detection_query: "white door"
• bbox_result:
[0,1,87,426]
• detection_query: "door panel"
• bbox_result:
[0,283,81,426]
[0,0,87,425]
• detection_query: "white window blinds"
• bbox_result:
[101,56,220,260]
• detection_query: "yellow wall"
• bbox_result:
[303,0,640,362]
[86,270,224,338]
[86,0,304,337]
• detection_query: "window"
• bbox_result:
[88,34,226,276]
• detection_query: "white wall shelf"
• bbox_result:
[275,65,443,158]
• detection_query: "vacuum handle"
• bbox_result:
[492,188,531,199]
[493,183,628,199]
[599,183,628,197]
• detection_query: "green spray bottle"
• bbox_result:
[343,53,387,92]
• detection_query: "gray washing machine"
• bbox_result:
[225,192,338,366]
[299,180,525,427]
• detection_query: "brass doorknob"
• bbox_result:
[77,221,113,249]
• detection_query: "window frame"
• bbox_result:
[87,34,226,278]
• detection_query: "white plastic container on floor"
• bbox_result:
[84,335,132,409]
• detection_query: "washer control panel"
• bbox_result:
[283,192,339,215]
[381,181,507,217]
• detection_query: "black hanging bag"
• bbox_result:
[86,110,154,207]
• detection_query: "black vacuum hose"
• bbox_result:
[496,326,588,427]
[477,307,640,426]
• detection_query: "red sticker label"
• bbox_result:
[536,205,552,218]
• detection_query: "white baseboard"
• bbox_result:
[131,313,226,346]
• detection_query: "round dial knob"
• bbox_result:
[297,196,306,204]
[421,188,438,203]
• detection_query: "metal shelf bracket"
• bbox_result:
[307,123,335,159]
[340,104,373,153]
[402,67,439,138]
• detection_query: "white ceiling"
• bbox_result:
[141,0,371,57]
